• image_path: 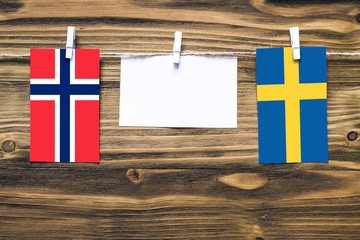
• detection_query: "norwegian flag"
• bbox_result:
[30,49,100,163]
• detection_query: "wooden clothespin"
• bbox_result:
[290,27,300,60]
[66,26,76,59]
[173,31,182,64]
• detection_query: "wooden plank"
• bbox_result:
[0,56,358,167]
[0,0,359,239]
[0,0,359,54]
[0,165,360,239]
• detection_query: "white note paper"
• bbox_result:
[119,55,237,128]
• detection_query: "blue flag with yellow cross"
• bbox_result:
[256,47,328,164]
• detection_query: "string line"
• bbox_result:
[0,51,359,58]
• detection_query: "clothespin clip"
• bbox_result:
[66,26,76,59]
[290,27,300,60]
[173,31,182,64]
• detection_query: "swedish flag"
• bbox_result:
[256,47,328,164]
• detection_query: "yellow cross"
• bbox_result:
[257,47,327,163]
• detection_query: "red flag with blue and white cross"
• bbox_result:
[30,49,100,163]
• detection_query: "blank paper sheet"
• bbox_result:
[119,55,237,128]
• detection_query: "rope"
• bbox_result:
[0,50,359,58]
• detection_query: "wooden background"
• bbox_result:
[0,0,359,239]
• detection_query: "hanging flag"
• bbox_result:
[256,47,328,164]
[30,49,100,163]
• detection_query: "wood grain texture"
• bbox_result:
[0,0,359,239]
